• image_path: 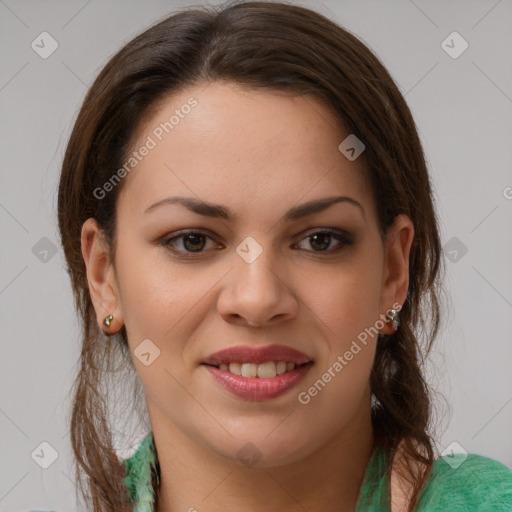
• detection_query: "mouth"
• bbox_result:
[201,360,312,378]
[200,344,314,401]
[202,360,314,401]
[201,343,313,367]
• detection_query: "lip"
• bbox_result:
[201,344,313,366]
[203,361,314,401]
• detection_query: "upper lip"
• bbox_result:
[201,344,314,366]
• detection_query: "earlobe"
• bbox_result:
[379,214,414,336]
[81,218,124,335]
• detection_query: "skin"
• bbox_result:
[81,81,414,512]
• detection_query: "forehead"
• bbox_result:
[117,81,376,225]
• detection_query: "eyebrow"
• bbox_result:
[144,195,365,221]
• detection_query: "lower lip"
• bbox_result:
[202,362,313,401]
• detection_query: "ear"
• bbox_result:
[379,214,414,335]
[81,218,124,335]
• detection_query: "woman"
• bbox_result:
[51,1,512,511]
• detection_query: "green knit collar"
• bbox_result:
[123,431,158,512]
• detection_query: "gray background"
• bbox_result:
[1,0,511,509]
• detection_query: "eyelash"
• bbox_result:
[159,228,354,258]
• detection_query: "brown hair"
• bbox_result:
[57,1,446,510]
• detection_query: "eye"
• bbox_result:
[159,228,354,258]
[294,229,354,253]
[160,230,220,256]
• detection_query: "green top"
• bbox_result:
[27,431,512,511]
[121,431,512,511]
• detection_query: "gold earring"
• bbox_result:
[103,314,114,327]
[386,308,400,331]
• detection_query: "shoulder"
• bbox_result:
[416,452,512,511]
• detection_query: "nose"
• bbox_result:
[217,245,299,328]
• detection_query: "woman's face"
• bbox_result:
[83,81,413,466]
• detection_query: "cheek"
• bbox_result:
[114,239,185,346]
[297,248,382,402]
[304,253,383,343]
[298,281,378,420]
[115,238,222,368]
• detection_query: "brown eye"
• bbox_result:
[161,230,219,256]
[160,228,353,259]
[309,232,332,251]
[181,233,207,252]
[294,229,354,253]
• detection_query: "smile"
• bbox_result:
[202,361,314,401]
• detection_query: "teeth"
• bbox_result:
[241,363,258,378]
[229,362,241,375]
[276,361,287,375]
[255,361,276,378]
[217,361,298,377]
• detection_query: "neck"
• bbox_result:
[150,397,375,512]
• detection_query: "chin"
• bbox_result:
[210,429,316,469]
